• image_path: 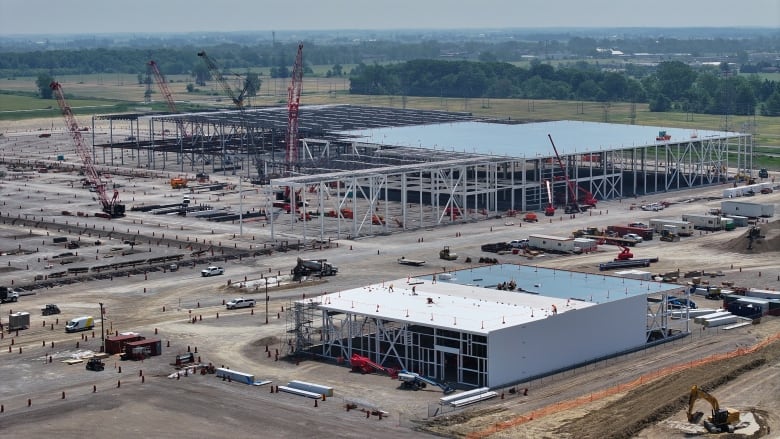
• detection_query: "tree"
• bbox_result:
[655,61,697,101]
[186,83,195,93]
[243,72,261,97]
[36,73,54,99]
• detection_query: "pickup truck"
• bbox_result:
[226,298,255,309]
[201,266,225,277]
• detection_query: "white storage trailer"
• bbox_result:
[720,201,768,218]
[649,219,694,236]
[528,234,582,254]
[681,214,724,231]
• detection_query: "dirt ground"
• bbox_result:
[1,124,779,438]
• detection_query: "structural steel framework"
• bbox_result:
[92,106,752,241]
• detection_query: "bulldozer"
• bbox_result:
[687,385,740,433]
[660,228,680,242]
[439,246,458,261]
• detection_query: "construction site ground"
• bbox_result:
[1,125,779,438]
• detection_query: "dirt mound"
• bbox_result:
[714,220,780,254]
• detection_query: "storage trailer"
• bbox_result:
[649,219,694,236]
[681,214,726,231]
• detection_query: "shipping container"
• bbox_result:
[124,338,162,360]
[105,333,144,355]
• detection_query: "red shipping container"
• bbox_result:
[105,334,144,355]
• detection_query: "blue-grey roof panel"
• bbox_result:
[337,120,737,157]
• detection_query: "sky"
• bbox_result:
[1,0,778,35]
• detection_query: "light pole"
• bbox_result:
[265,279,269,324]
[99,302,105,353]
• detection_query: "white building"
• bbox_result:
[291,264,679,388]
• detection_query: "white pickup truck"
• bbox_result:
[226,298,255,310]
[201,266,225,277]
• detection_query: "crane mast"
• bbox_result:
[285,43,304,172]
[148,60,187,137]
[50,81,124,217]
[547,133,597,211]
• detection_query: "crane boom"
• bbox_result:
[50,81,124,217]
[197,51,246,109]
[285,43,304,170]
[547,133,597,209]
[148,60,187,137]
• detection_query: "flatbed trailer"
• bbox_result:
[397,257,426,266]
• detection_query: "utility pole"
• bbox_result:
[99,302,105,353]
[265,279,269,324]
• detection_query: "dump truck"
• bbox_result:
[291,258,338,280]
[170,176,187,189]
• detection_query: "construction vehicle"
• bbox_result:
[615,246,634,261]
[291,258,338,280]
[523,212,539,222]
[41,304,61,316]
[349,354,398,378]
[285,43,304,172]
[148,60,188,138]
[659,228,680,242]
[398,370,455,394]
[758,168,769,179]
[0,286,19,303]
[547,134,597,213]
[543,180,556,216]
[170,176,187,189]
[687,385,740,433]
[50,82,125,218]
[439,246,458,261]
[656,130,671,141]
[85,357,105,372]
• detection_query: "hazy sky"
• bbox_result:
[1,0,778,35]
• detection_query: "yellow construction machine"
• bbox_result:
[687,385,740,433]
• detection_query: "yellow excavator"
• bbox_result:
[687,385,740,433]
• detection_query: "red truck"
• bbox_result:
[606,225,654,241]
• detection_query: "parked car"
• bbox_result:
[226,298,256,310]
[508,239,529,248]
[623,233,644,243]
[667,297,697,309]
[41,304,61,316]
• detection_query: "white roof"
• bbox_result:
[307,278,595,335]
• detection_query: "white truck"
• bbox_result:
[201,266,225,277]
[649,219,694,236]
[0,286,19,303]
[226,298,255,309]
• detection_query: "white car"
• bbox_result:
[226,298,255,309]
[508,239,529,248]
[623,233,643,243]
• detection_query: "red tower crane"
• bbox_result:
[547,134,597,214]
[148,60,187,137]
[285,43,304,171]
[50,81,125,218]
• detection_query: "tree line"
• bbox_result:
[350,59,780,116]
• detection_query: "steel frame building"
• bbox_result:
[90,106,752,241]
[288,265,681,389]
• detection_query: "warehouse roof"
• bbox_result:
[308,265,678,335]
[337,120,740,157]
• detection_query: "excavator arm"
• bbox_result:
[687,385,740,430]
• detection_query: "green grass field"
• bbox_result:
[2,71,778,168]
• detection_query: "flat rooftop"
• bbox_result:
[307,265,679,335]
[337,120,739,157]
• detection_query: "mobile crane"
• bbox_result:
[547,134,597,213]
[687,385,740,433]
[50,82,125,218]
[148,60,187,138]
